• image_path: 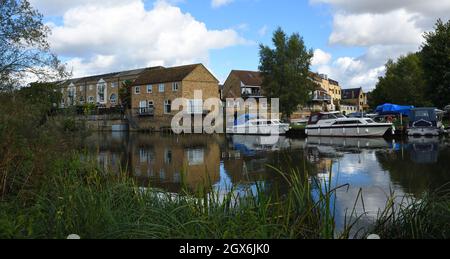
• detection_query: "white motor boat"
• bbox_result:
[306,112,394,137]
[228,119,291,135]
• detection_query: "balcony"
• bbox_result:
[136,107,155,117]
[311,91,332,103]
[242,87,264,99]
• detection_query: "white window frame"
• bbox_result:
[135,86,141,94]
[164,100,171,114]
[88,96,95,103]
[172,82,179,92]
[187,149,204,166]
[97,82,106,104]
[159,84,165,93]
[147,85,153,93]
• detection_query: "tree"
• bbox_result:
[0,0,68,90]
[421,19,450,109]
[119,80,133,109]
[259,28,314,120]
[369,53,431,108]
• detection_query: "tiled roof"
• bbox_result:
[342,88,363,99]
[231,70,263,86]
[65,66,164,85]
[132,64,207,86]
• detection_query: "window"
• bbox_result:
[147,85,153,93]
[88,96,95,103]
[187,149,204,166]
[89,85,93,91]
[333,120,360,125]
[79,86,83,92]
[159,84,165,93]
[164,100,171,114]
[110,94,117,104]
[97,83,106,103]
[148,101,154,109]
[111,82,118,88]
[139,101,148,114]
[164,150,172,164]
[172,82,179,92]
[135,86,141,94]
[79,96,85,103]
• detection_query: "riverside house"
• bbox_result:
[59,67,163,108]
[222,70,265,101]
[130,64,220,131]
[342,87,369,112]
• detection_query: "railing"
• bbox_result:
[136,107,155,117]
[312,94,332,102]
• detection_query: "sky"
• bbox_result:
[29,0,450,91]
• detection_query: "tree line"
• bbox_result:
[369,19,450,109]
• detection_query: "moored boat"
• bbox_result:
[306,112,394,137]
[228,119,291,136]
[407,108,444,137]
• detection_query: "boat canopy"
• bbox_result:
[375,103,415,117]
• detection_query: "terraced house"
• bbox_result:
[59,67,163,108]
[130,64,220,130]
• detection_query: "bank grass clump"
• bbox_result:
[371,188,450,239]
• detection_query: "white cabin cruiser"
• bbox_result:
[228,119,291,135]
[306,112,394,137]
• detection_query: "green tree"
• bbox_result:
[420,19,450,109]
[259,28,314,119]
[119,80,132,109]
[0,0,68,90]
[369,53,431,108]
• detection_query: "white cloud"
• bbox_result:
[312,49,332,66]
[310,0,450,17]
[309,0,450,90]
[211,0,234,9]
[46,0,248,78]
[329,9,424,46]
[316,44,419,91]
[29,0,136,16]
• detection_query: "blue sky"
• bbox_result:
[30,0,449,90]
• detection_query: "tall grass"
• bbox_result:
[0,152,357,239]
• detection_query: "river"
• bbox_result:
[83,132,450,233]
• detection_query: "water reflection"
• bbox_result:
[84,133,450,231]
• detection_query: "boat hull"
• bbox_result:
[407,127,443,137]
[227,126,290,136]
[306,125,392,137]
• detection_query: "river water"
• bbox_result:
[83,132,450,233]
